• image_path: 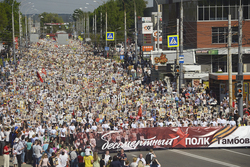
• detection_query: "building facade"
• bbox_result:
[158,0,250,73]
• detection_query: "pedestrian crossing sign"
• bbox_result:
[167,35,179,47]
[106,32,115,41]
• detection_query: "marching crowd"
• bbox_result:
[0,39,250,167]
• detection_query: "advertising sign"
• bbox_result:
[142,23,153,34]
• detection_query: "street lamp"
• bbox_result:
[93,0,102,37]
[86,3,97,37]
[133,0,138,63]
[84,7,90,38]
[115,27,121,48]
[12,0,16,65]
[122,0,127,56]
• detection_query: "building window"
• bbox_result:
[212,27,238,44]
[197,0,249,21]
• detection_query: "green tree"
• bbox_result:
[0,3,8,32]
[73,0,147,46]
[0,0,20,45]
[40,12,64,33]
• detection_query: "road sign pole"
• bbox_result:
[176,18,179,94]
[238,1,243,118]
[179,0,184,90]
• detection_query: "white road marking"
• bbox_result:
[131,154,137,157]
[222,149,250,157]
[170,149,240,167]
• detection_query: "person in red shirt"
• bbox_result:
[3,143,11,167]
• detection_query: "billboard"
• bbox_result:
[74,126,250,152]
[142,23,153,34]
[30,34,39,43]
[58,34,69,45]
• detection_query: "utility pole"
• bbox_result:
[100,8,102,38]
[87,12,90,38]
[123,1,127,55]
[25,15,27,47]
[179,0,184,90]
[238,1,243,118]
[134,0,138,63]
[228,14,233,110]
[84,15,85,39]
[19,5,22,55]
[92,16,94,34]
[176,18,180,94]
[95,12,97,36]
[12,1,16,65]
[105,7,107,49]
[156,1,159,51]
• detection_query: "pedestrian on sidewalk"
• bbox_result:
[3,143,11,167]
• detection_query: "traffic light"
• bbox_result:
[175,65,180,73]
[236,82,243,97]
[170,64,175,72]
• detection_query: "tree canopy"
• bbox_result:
[73,0,148,45]
[0,0,20,45]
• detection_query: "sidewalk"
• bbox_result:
[0,155,32,167]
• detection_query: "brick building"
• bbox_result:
[158,0,250,73]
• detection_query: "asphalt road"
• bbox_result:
[0,148,249,167]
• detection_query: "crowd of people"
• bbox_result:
[0,39,250,167]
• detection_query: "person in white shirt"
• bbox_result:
[60,125,67,142]
[104,150,110,165]
[4,127,10,143]
[69,122,75,145]
[158,119,164,127]
[136,154,146,166]
[59,151,68,167]
[220,116,227,126]
[0,128,6,155]
[229,118,236,126]
[131,121,137,128]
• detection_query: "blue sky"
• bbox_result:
[17,0,153,14]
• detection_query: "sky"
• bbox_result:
[17,0,153,14]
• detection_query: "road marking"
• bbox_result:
[131,154,137,157]
[222,149,250,157]
[170,150,240,167]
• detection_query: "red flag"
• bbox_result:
[137,105,142,117]
[112,77,116,84]
[41,68,47,75]
[36,71,44,83]
[54,45,58,48]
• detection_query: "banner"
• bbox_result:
[74,126,250,152]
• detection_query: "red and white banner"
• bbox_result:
[74,127,250,152]
[209,126,250,147]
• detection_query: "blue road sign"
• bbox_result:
[106,32,115,41]
[105,47,109,51]
[120,55,124,60]
[167,35,179,48]
[179,55,184,64]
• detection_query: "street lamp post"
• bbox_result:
[12,1,16,65]
[122,0,127,55]
[133,0,137,63]
[115,27,121,48]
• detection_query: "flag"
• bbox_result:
[137,105,142,117]
[112,77,116,84]
[36,71,44,83]
[41,68,47,75]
